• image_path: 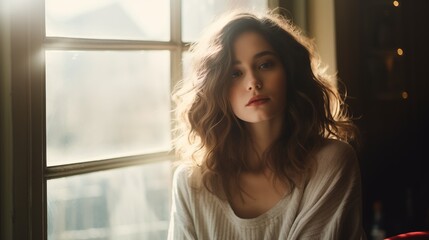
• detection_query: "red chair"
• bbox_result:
[385,231,429,240]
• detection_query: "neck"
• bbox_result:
[245,117,283,170]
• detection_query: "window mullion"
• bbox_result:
[44,37,177,51]
[170,0,183,151]
[45,151,174,179]
[170,0,182,86]
[171,0,182,44]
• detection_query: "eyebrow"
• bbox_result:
[232,50,278,65]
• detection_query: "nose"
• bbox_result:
[246,72,262,91]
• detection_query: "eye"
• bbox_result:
[231,70,242,79]
[258,61,274,70]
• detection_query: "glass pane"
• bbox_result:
[182,0,268,42]
[181,51,192,79]
[45,0,170,41]
[46,50,171,166]
[47,160,172,240]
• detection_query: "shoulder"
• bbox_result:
[172,164,193,186]
[315,139,357,163]
[316,139,356,158]
[303,139,361,196]
[296,140,364,239]
[172,163,203,190]
[311,139,359,176]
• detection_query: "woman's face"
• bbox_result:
[228,31,287,124]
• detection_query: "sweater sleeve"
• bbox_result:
[289,140,366,240]
[167,165,197,240]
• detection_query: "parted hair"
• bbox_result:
[173,10,358,200]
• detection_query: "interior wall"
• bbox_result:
[280,0,338,79]
[278,0,308,31]
[307,0,337,77]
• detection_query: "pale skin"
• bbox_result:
[228,31,289,218]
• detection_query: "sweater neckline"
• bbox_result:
[220,190,293,226]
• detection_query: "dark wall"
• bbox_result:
[335,0,429,238]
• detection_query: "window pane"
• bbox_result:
[47,160,172,240]
[46,50,171,166]
[182,0,268,42]
[45,0,170,41]
[181,51,192,79]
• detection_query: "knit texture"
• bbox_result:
[168,139,366,240]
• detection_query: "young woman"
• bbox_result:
[168,11,366,240]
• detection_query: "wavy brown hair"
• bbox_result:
[173,11,358,200]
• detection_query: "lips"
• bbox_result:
[246,96,270,106]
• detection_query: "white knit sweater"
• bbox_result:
[168,139,366,240]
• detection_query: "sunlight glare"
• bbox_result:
[45,0,115,19]
[118,0,169,36]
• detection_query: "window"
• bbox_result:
[6,0,275,239]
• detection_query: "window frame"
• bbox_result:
[11,0,183,239]
[6,0,281,239]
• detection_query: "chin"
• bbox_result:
[242,116,275,124]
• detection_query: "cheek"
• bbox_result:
[228,85,242,114]
[228,83,239,103]
[228,88,238,109]
[270,72,287,106]
[266,72,286,92]
[276,69,287,84]
[275,72,287,93]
